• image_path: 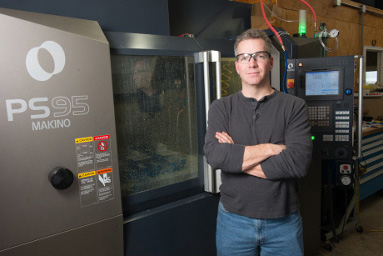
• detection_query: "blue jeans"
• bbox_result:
[216,202,304,256]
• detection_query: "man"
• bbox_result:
[204,28,312,256]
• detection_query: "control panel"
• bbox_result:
[286,56,355,160]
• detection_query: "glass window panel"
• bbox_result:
[221,58,242,97]
[111,55,198,197]
[366,71,377,84]
[364,47,383,87]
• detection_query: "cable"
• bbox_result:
[318,30,339,52]
[259,0,284,49]
[282,51,287,93]
[297,0,317,20]
[262,4,297,23]
[259,0,318,93]
[263,3,316,24]
[259,0,287,93]
[277,30,290,36]
[191,37,204,51]
[297,0,317,30]
[262,1,317,30]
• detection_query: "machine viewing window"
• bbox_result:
[111,55,199,215]
[305,70,340,96]
[221,58,242,97]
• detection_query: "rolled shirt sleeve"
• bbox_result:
[204,99,245,173]
[261,98,312,180]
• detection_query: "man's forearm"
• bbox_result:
[213,132,285,177]
[242,164,267,179]
[242,143,286,171]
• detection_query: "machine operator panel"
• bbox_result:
[286,56,355,160]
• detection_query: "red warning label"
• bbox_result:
[94,134,110,141]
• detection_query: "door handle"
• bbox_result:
[49,167,74,190]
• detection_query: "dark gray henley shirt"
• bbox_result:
[204,90,312,219]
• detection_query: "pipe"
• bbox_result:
[358,56,363,159]
[361,6,364,55]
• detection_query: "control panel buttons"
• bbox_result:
[339,164,352,174]
[340,175,352,186]
[335,147,347,158]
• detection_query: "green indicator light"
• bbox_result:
[298,9,307,37]
[311,136,315,141]
[299,24,306,36]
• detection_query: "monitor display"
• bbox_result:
[305,70,340,96]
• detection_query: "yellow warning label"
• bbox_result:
[97,168,113,175]
[75,137,93,144]
[78,171,96,179]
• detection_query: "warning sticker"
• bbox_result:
[79,174,97,206]
[94,135,112,169]
[75,139,94,173]
[94,135,110,141]
[75,134,114,207]
[75,137,93,143]
[97,168,113,175]
[97,168,114,202]
[78,171,96,179]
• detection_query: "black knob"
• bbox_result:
[335,147,347,158]
[49,167,74,190]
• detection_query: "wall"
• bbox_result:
[279,0,383,56]
[363,97,383,119]
[0,0,170,35]
[239,0,383,56]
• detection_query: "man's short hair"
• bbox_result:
[234,29,272,56]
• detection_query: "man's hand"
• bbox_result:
[215,132,234,144]
[243,144,286,170]
[265,143,286,155]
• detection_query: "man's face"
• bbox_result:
[235,39,273,88]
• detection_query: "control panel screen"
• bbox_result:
[305,71,340,96]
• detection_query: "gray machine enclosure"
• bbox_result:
[0,8,123,256]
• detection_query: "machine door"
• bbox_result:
[194,52,242,193]
[111,53,204,216]
[0,9,123,256]
[194,51,222,193]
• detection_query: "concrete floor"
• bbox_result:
[318,192,383,256]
